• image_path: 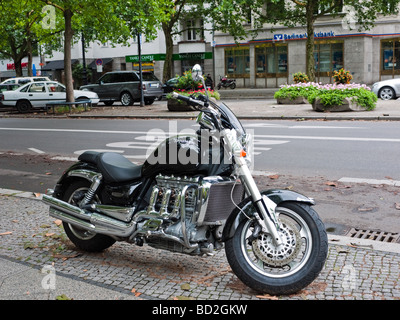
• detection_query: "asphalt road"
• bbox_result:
[0,117,399,180]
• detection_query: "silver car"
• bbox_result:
[371,78,400,100]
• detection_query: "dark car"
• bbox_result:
[80,71,163,106]
[162,77,179,94]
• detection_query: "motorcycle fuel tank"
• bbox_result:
[142,135,233,178]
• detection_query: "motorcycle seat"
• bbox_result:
[78,151,142,183]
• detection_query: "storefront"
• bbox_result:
[213,16,400,87]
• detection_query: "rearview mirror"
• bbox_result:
[192,64,203,81]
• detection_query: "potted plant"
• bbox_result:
[274,82,319,104]
[308,83,377,112]
[167,70,220,111]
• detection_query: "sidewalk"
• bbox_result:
[60,96,400,121]
[0,190,399,301]
[1,93,399,121]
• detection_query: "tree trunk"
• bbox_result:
[162,22,174,83]
[305,1,316,82]
[14,59,23,77]
[27,35,33,77]
[64,9,75,103]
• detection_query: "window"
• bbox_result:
[225,47,250,78]
[255,43,288,77]
[47,83,65,92]
[28,83,46,92]
[381,39,400,77]
[314,41,344,77]
[184,19,204,41]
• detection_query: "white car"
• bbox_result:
[371,78,400,100]
[0,81,100,113]
[1,76,51,85]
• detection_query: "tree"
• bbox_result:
[39,0,132,102]
[208,0,400,81]
[0,0,49,77]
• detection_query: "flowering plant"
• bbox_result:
[167,88,220,100]
[293,72,309,83]
[332,68,353,84]
[274,82,377,110]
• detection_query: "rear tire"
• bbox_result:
[225,202,328,295]
[61,180,116,252]
[120,92,133,106]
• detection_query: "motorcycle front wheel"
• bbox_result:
[225,202,328,295]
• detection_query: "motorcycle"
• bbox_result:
[42,64,328,295]
[217,75,236,90]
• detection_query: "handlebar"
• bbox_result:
[171,92,205,108]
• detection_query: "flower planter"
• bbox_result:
[276,96,308,104]
[312,97,367,112]
[167,99,197,111]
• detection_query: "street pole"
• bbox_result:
[138,31,144,107]
[81,33,88,85]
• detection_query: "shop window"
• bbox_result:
[314,41,344,77]
[225,47,250,78]
[381,39,400,77]
[255,43,288,78]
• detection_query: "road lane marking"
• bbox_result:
[339,177,400,186]
[28,148,45,154]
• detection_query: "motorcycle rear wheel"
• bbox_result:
[225,202,328,295]
[61,180,116,252]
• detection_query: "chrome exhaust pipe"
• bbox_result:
[43,194,136,238]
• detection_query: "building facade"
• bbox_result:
[214,12,400,87]
[2,11,400,88]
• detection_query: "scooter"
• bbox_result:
[217,75,236,90]
[42,64,328,295]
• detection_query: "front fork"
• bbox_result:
[224,130,283,246]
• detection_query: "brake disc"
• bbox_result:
[252,217,302,267]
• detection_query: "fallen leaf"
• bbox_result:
[325,181,338,187]
[181,283,191,291]
[45,172,52,175]
[268,174,280,180]
[45,232,55,237]
[0,231,12,236]
[256,294,279,300]
[33,193,41,198]
[53,219,62,226]
[395,203,400,210]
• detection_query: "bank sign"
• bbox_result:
[273,31,335,41]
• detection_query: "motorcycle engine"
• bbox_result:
[134,174,244,255]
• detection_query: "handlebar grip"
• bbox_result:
[171,92,203,107]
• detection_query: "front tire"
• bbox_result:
[225,202,328,295]
[61,180,116,252]
[379,86,395,100]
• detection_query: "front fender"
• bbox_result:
[221,189,315,242]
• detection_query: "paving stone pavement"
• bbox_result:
[0,193,399,301]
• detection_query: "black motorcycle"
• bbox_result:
[217,75,236,90]
[42,65,328,295]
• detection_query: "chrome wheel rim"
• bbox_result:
[380,88,394,100]
[240,206,313,278]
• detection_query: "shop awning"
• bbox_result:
[41,59,78,71]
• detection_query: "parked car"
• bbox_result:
[0,83,21,93]
[0,81,100,113]
[162,77,179,94]
[371,78,400,100]
[1,76,51,86]
[80,71,163,106]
